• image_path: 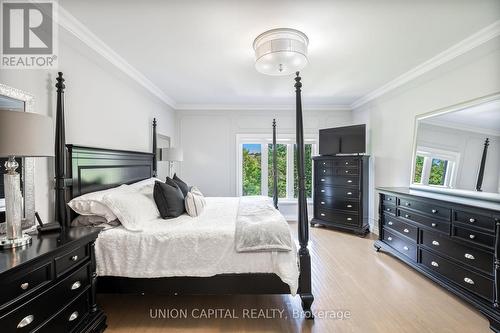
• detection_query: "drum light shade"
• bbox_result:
[0,109,54,157]
[160,148,183,162]
[253,28,309,76]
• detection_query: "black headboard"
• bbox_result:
[66,145,154,200]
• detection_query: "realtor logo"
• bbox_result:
[1,0,58,68]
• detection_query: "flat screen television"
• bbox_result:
[319,124,366,155]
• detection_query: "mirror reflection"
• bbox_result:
[412,98,500,195]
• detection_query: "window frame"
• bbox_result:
[236,133,318,200]
[414,146,460,188]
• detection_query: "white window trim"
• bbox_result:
[236,133,318,198]
[416,146,460,188]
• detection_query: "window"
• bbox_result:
[413,147,459,188]
[237,134,317,200]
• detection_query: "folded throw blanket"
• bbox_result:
[235,196,292,252]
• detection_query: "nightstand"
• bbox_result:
[0,227,107,332]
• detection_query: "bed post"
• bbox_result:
[152,118,157,177]
[55,72,68,229]
[272,119,278,209]
[295,72,314,318]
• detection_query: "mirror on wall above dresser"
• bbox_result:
[410,93,500,202]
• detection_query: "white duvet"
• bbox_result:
[95,197,299,294]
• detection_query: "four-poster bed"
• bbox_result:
[53,72,314,317]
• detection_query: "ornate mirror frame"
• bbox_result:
[409,92,500,203]
[0,83,35,231]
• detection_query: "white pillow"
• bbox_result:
[103,191,160,231]
[185,187,206,217]
[68,185,131,222]
[128,178,163,192]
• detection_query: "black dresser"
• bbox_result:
[0,227,106,332]
[311,155,370,235]
[375,187,500,332]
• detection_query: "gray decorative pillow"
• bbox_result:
[185,187,206,217]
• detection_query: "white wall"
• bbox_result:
[353,37,500,233]
[0,28,176,223]
[176,108,353,220]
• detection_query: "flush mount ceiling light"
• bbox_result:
[253,28,309,76]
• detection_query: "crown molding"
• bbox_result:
[56,6,177,109]
[175,104,351,111]
[351,20,500,110]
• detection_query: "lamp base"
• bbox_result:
[0,234,32,250]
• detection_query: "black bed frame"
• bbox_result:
[53,72,314,316]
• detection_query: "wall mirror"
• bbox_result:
[0,84,35,231]
[410,93,500,202]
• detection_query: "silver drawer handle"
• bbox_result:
[403,246,409,251]
[347,217,352,221]
[345,162,349,165]
[320,213,325,217]
[387,197,392,201]
[323,162,326,165]
[71,255,79,261]
[431,223,437,227]
[347,192,352,195]
[69,311,79,322]
[347,180,353,183]
[323,170,326,173]
[71,281,81,290]
[17,315,34,328]
[469,234,476,240]
[469,218,476,223]
[432,240,440,246]
[431,261,439,267]
[388,221,393,225]
[321,179,325,182]
[464,253,475,260]
[345,170,349,173]
[20,282,29,290]
[347,204,352,208]
[386,208,391,211]
[405,214,410,218]
[405,202,410,206]
[403,228,409,233]
[321,190,325,193]
[320,201,325,205]
[387,237,393,241]
[464,277,474,285]
[431,209,438,214]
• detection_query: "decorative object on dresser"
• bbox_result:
[0,227,106,332]
[0,108,53,249]
[311,155,370,235]
[374,187,500,332]
[311,124,369,235]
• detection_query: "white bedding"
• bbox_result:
[95,197,299,294]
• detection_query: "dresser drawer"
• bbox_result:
[398,197,451,220]
[0,262,52,310]
[38,291,90,333]
[55,245,88,277]
[420,249,493,301]
[316,160,332,168]
[397,208,450,234]
[383,229,417,261]
[333,167,359,176]
[333,157,358,167]
[316,209,358,225]
[317,167,333,176]
[316,186,358,199]
[0,263,91,332]
[382,204,396,216]
[384,215,418,241]
[421,229,493,275]
[452,226,495,249]
[316,196,359,212]
[317,175,359,187]
[382,194,396,204]
[453,210,496,233]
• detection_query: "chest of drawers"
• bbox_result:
[0,227,106,333]
[375,187,500,332]
[311,155,370,235]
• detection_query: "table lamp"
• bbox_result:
[0,109,53,249]
[160,148,183,178]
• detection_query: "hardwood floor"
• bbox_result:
[99,222,490,332]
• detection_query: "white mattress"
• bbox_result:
[95,197,299,294]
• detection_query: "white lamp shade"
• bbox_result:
[160,148,183,162]
[0,109,54,157]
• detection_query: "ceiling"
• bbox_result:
[61,0,500,109]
